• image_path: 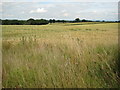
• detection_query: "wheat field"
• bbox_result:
[2,22,120,88]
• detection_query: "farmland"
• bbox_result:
[2,22,120,88]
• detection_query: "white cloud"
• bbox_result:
[46,4,55,8]
[30,10,34,13]
[93,10,97,13]
[2,2,118,21]
[30,8,47,13]
[63,13,69,17]
[61,10,66,13]
[21,11,25,14]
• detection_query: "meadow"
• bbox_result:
[2,22,120,88]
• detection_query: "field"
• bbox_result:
[2,22,120,88]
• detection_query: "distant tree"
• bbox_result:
[102,20,105,22]
[49,19,53,24]
[56,20,61,23]
[49,19,55,23]
[2,20,9,25]
[61,20,66,23]
[82,19,87,22]
[27,18,35,21]
[38,19,49,25]
[26,18,35,25]
[75,18,80,22]
[1,18,49,25]
[52,19,56,23]
[0,19,2,25]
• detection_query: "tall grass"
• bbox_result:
[2,23,119,88]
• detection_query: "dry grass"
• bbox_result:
[2,22,120,88]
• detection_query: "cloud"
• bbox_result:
[63,13,69,17]
[2,2,118,21]
[21,11,25,14]
[30,8,47,13]
[61,10,66,13]
[93,10,97,13]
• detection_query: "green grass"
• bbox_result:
[2,22,120,88]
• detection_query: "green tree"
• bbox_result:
[75,18,80,22]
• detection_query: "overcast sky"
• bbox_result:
[1,1,119,21]
[1,0,120,2]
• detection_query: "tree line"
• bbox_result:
[0,18,118,25]
[1,18,49,25]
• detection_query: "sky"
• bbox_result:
[0,0,119,21]
[1,0,120,2]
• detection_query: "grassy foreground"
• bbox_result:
[2,23,120,88]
